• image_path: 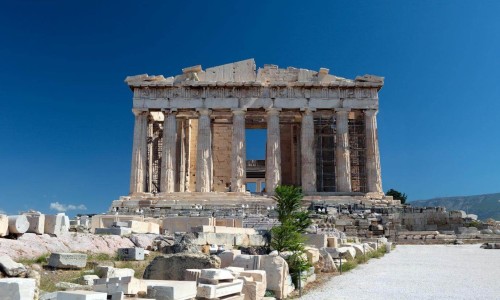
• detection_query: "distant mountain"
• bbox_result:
[410,193,500,221]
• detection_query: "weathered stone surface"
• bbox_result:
[260,255,290,299]
[304,247,320,264]
[57,290,107,300]
[48,253,87,269]
[303,234,327,248]
[327,237,338,248]
[146,280,197,300]
[218,250,241,268]
[117,247,144,261]
[231,255,261,270]
[95,266,135,279]
[0,255,27,277]
[25,213,45,234]
[56,282,91,291]
[200,268,234,281]
[0,214,9,237]
[44,214,70,236]
[0,278,36,300]
[319,249,337,273]
[184,269,201,281]
[143,253,220,280]
[325,247,356,260]
[77,275,100,286]
[239,270,266,300]
[197,279,243,299]
[93,276,146,295]
[8,215,30,234]
[94,228,132,236]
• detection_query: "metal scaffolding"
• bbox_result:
[349,112,367,192]
[315,115,336,192]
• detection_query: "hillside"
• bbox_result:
[410,193,500,221]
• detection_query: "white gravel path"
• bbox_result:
[300,244,500,300]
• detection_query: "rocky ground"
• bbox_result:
[0,233,159,260]
[300,244,500,300]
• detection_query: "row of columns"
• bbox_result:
[130,108,383,195]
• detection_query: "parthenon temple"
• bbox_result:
[111,59,390,212]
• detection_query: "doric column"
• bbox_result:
[130,109,149,194]
[365,109,383,193]
[301,109,316,192]
[195,109,213,192]
[335,108,352,192]
[231,109,246,193]
[160,110,177,193]
[179,119,187,192]
[266,108,281,195]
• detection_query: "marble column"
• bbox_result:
[231,109,246,193]
[365,109,383,193]
[161,110,177,193]
[266,108,281,195]
[130,109,149,194]
[178,119,187,192]
[335,108,352,192]
[300,109,316,193]
[195,109,213,192]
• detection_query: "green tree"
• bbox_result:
[270,185,312,286]
[386,188,408,204]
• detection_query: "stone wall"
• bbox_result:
[212,124,232,192]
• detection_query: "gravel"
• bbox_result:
[301,244,500,300]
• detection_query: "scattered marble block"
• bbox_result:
[117,248,144,261]
[184,269,201,281]
[48,253,87,269]
[199,268,234,283]
[94,228,132,236]
[77,275,100,286]
[45,214,69,236]
[0,255,27,277]
[0,278,36,300]
[304,247,320,264]
[8,215,30,234]
[112,222,129,228]
[25,213,45,234]
[197,279,244,299]
[219,250,242,268]
[96,266,135,279]
[0,214,9,236]
[56,290,107,300]
[93,276,146,295]
[145,280,197,300]
[239,270,266,300]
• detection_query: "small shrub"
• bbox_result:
[340,260,358,273]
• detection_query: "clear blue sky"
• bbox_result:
[1,1,499,215]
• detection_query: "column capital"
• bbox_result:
[266,107,281,115]
[196,108,212,116]
[335,108,351,113]
[132,108,148,116]
[364,109,378,117]
[161,108,178,114]
[232,108,247,116]
[300,108,316,115]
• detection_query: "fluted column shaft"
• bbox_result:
[130,109,149,194]
[301,109,316,192]
[195,109,213,192]
[266,108,281,195]
[231,109,246,192]
[161,111,177,193]
[365,110,383,193]
[335,109,352,192]
[179,119,187,192]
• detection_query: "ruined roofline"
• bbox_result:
[124,58,384,90]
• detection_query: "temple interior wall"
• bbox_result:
[280,124,300,186]
[212,123,233,192]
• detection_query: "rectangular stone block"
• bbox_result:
[94,227,132,236]
[93,276,146,295]
[48,253,87,269]
[197,279,243,299]
[45,214,69,236]
[57,290,108,300]
[0,278,36,300]
[327,237,338,248]
[95,266,135,278]
[0,214,8,236]
[231,255,261,270]
[25,213,45,234]
[303,234,327,248]
[145,280,197,300]
[184,269,201,281]
[117,248,144,261]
